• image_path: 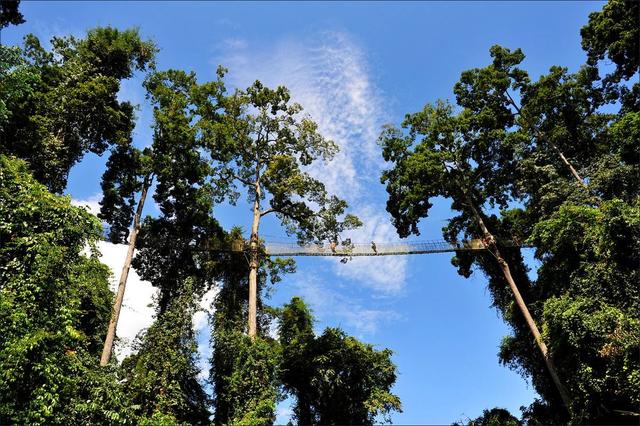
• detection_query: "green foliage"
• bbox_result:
[0,27,156,192]
[99,142,149,243]
[120,71,230,423]
[210,228,291,426]
[132,69,226,312]
[280,297,402,425]
[581,0,639,83]
[63,364,140,425]
[0,0,24,28]
[122,281,210,424]
[0,155,122,424]
[213,80,361,245]
[379,0,639,423]
[521,200,640,420]
[581,0,639,113]
[454,408,521,426]
[98,68,227,244]
[212,331,281,425]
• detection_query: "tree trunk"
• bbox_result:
[248,180,262,340]
[465,195,572,412]
[547,140,588,190]
[493,249,572,411]
[100,175,152,366]
[507,93,588,191]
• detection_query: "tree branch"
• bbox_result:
[231,172,252,187]
[506,90,594,195]
[260,208,275,217]
[505,90,522,114]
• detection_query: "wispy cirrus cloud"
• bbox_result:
[215,31,408,294]
[289,273,401,337]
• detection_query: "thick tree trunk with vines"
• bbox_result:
[248,178,262,340]
[100,175,152,366]
[465,195,572,412]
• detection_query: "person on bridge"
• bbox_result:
[330,240,337,254]
[371,241,377,254]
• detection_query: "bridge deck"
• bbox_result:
[264,239,491,257]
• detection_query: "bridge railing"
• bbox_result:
[202,238,526,256]
[264,239,488,257]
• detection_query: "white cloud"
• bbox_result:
[218,32,383,202]
[332,206,407,294]
[218,37,248,51]
[275,403,294,425]
[215,30,407,293]
[193,287,218,380]
[290,274,401,337]
[99,240,217,377]
[71,193,102,216]
[29,18,85,49]
[96,241,158,360]
[193,287,218,331]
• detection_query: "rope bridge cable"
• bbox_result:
[204,238,529,257]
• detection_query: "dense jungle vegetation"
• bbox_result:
[0,0,637,424]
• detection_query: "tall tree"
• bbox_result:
[121,280,210,424]
[210,228,294,425]
[380,0,639,421]
[98,143,153,365]
[0,27,156,192]
[119,70,229,422]
[379,99,571,411]
[132,69,228,312]
[280,297,402,425]
[98,67,227,365]
[213,81,361,338]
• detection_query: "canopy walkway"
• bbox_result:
[261,239,526,257]
[209,238,527,257]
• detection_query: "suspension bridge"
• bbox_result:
[215,238,527,257]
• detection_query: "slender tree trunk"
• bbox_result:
[100,175,152,366]
[248,179,262,340]
[493,249,571,410]
[548,141,588,190]
[506,91,588,191]
[465,195,572,412]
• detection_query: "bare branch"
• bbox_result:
[505,90,522,114]
[231,172,252,187]
[260,208,275,217]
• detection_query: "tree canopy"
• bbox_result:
[1,1,637,424]
[379,0,639,422]
[0,27,156,192]
[0,0,24,29]
[0,155,119,423]
[209,80,361,337]
[280,297,401,425]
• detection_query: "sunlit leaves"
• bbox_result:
[0,28,155,193]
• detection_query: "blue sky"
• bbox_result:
[3,1,605,423]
